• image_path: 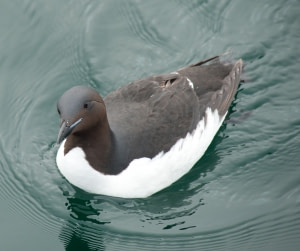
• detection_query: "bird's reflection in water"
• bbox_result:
[59,193,109,251]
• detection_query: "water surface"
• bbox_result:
[0,0,300,250]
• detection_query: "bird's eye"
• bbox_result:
[57,108,61,115]
[83,103,89,109]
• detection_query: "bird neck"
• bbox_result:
[64,120,118,174]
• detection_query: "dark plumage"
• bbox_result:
[57,55,243,176]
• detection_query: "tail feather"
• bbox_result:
[189,52,231,68]
[218,59,243,115]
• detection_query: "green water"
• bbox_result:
[1,0,300,250]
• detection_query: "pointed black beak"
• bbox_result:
[57,118,83,144]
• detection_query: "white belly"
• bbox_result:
[56,107,226,198]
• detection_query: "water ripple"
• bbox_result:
[119,1,170,51]
[1,0,300,250]
[56,201,300,250]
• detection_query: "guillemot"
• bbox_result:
[56,55,243,198]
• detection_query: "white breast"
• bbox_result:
[56,107,226,198]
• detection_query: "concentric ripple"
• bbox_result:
[0,0,300,250]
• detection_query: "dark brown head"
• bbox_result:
[56,85,107,144]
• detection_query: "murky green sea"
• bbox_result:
[1,0,300,250]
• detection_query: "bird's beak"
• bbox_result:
[57,118,83,144]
